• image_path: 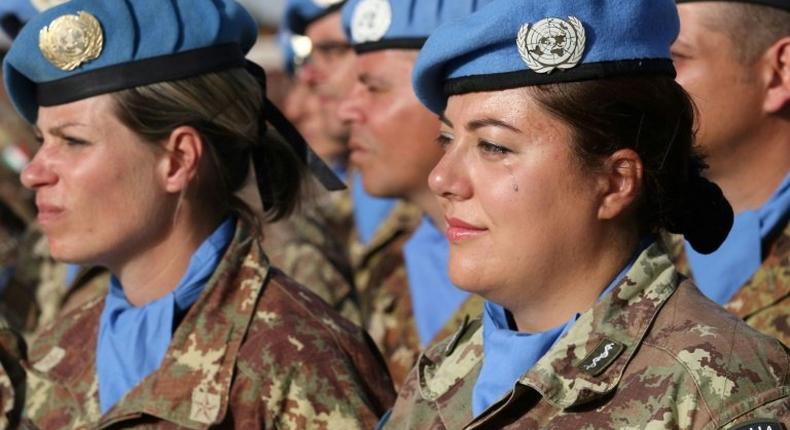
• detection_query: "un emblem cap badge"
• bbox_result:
[350,0,392,44]
[39,11,104,72]
[517,16,586,74]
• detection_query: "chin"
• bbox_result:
[47,239,98,265]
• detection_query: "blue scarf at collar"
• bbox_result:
[96,217,235,414]
[472,238,651,417]
[686,173,790,304]
[351,173,397,245]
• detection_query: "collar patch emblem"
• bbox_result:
[39,11,104,72]
[350,0,392,44]
[578,338,625,376]
[730,420,785,430]
[517,16,586,74]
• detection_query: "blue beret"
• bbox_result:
[277,29,313,76]
[283,0,346,35]
[413,0,680,114]
[3,0,258,123]
[0,0,38,24]
[341,0,493,53]
[0,0,38,41]
[677,0,790,12]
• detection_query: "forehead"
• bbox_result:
[445,88,534,123]
[36,94,113,129]
[357,50,416,75]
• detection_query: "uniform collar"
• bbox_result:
[725,219,790,321]
[350,199,422,268]
[415,242,679,423]
[25,219,270,429]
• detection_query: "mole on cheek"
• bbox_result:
[504,161,519,192]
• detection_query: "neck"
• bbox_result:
[509,225,639,333]
[706,118,790,213]
[110,205,224,307]
[409,187,445,232]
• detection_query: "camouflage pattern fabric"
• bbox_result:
[664,220,789,346]
[0,227,109,343]
[383,242,790,429]
[15,220,395,429]
[264,183,361,324]
[351,201,485,389]
[0,314,25,429]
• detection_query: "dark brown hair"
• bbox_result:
[527,76,732,253]
[110,68,304,225]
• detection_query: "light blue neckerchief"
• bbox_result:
[96,217,235,414]
[65,264,81,288]
[351,173,397,245]
[471,238,651,417]
[686,173,790,304]
[403,216,470,346]
[331,159,348,183]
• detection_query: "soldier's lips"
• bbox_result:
[348,139,371,165]
[36,204,64,225]
[445,217,487,243]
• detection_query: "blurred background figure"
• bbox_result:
[671,0,789,345]
[0,0,66,341]
[336,0,490,387]
[253,0,364,324]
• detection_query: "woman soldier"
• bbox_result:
[0,0,395,428]
[380,0,790,428]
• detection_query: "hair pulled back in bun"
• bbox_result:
[526,76,733,254]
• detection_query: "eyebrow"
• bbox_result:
[440,115,522,134]
[34,122,87,137]
[468,116,524,134]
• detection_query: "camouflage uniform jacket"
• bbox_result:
[264,184,361,324]
[383,243,790,430]
[17,221,395,429]
[0,227,109,343]
[350,201,485,389]
[665,219,789,345]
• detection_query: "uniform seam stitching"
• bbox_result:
[640,340,718,428]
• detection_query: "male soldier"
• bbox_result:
[279,0,423,336]
[337,0,488,387]
[671,0,789,344]
[261,0,363,323]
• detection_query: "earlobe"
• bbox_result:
[763,37,790,114]
[597,149,643,221]
[161,126,204,194]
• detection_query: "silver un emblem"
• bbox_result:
[517,16,586,74]
[350,0,392,43]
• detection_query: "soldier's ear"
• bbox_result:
[158,125,204,194]
[762,36,790,114]
[596,148,643,222]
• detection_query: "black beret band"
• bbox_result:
[37,43,246,107]
[294,1,347,35]
[444,59,676,98]
[353,37,427,54]
[676,0,790,12]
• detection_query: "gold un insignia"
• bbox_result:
[517,16,586,74]
[39,11,104,72]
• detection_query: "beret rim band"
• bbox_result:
[36,43,247,107]
[675,0,790,12]
[295,1,346,35]
[443,59,676,99]
[353,37,427,54]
